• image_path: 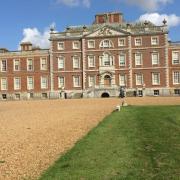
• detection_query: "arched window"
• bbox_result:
[100,39,114,48]
[99,52,114,66]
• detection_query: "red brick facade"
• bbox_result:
[1,12,180,99]
[0,44,50,100]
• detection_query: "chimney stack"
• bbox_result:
[20,42,32,51]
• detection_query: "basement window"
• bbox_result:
[154,90,159,96]
[174,89,180,95]
[15,93,20,100]
[2,94,7,100]
[42,93,48,99]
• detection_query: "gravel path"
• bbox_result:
[0,97,180,180]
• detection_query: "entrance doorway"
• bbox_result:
[104,75,111,87]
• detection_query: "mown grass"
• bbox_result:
[39,106,180,180]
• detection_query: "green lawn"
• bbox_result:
[39,106,180,180]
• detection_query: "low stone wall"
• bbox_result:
[0,88,180,101]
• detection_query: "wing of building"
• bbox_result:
[0,12,180,100]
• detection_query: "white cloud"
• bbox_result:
[82,0,90,8]
[56,0,79,7]
[139,13,180,27]
[116,0,173,11]
[56,0,91,7]
[20,23,56,49]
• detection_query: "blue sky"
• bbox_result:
[0,0,180,50]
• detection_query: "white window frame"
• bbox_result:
[88,55,95,67]
[40,57,47,70]
[73,56,80,69]
[72,41,80,50]
[152,73,160,85]
[58,76,65,88]
[1,77,7,90]
[88,75,96,87]
[151,36,159,45]
[14,77,21,90]
[119,74,126,86]
[172,51,180,64]
[41,76,48,89]
[88,40,95,49]
[119,54,126,66]
[1,59,7,72]
[135,37,142,46]
[13,59,20,71]
[99,53,114,66]
[100,39,114,48]
[27,76,34,90]
[136,74,143,85]
[73,76,80,87]
[27,58,33,71]
[151,52,159,65]
[135,53,142,66]
[58,56,65,69]
[118,38,126,47]
[57,42,64,50]
[173,71,180,84]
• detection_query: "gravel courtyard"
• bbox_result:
[0,97,180,179]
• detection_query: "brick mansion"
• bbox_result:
[0,12,180,100]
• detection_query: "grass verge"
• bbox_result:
[39,106,180,180]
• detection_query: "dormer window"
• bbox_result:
[100,39,113,48]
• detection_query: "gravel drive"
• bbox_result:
[0,97,180,179]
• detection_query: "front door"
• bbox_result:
[104,75,111,87]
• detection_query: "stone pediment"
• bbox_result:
[86,26,128,37]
